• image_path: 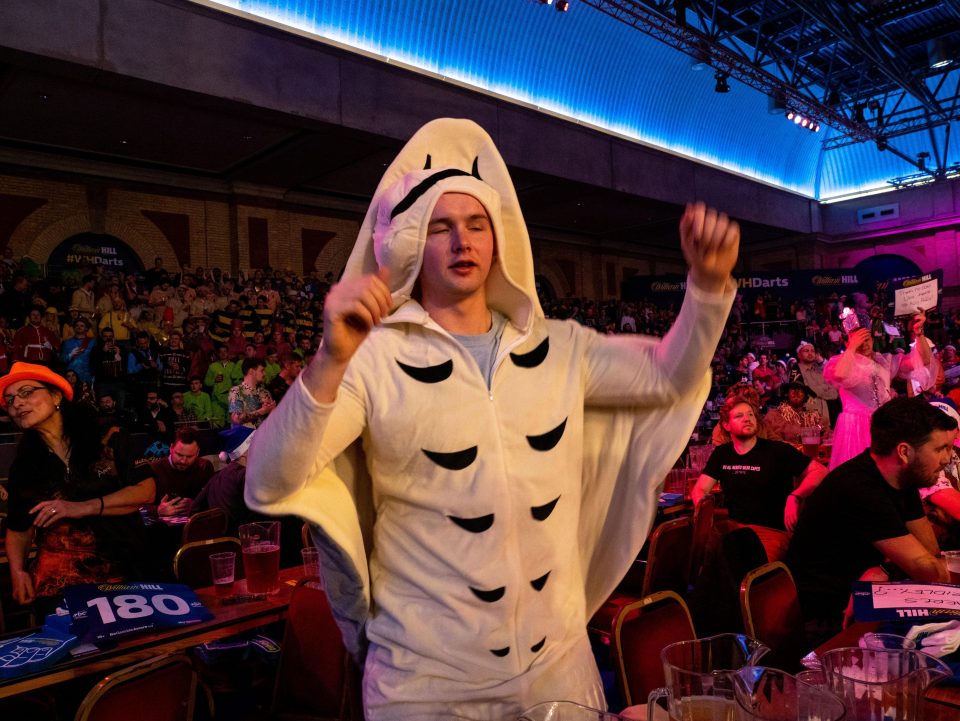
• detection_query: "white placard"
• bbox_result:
[870,582,960,610]
[894,277,939,316]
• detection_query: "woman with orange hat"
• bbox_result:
[1,362,156,615]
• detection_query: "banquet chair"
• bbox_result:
[640,516,694,597]
[612,591,696,707]
[181,508,229,544]
[588,516,693,643]
[74,653,197,721]
[270,577,362,721]
[173,537,243,589]
[687,494,715,586]
[301,521,315,549]
[740,561,806,672]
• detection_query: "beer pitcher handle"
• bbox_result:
[646,687,669,721]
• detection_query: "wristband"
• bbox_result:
[98,497,104,516]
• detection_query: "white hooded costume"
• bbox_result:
[246,118,734,720]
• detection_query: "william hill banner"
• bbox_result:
[623,270,865,303]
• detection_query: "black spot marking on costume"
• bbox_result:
[530,637,546,653]
[390,168,473,220]
[422,446,477,471]
[396,358,453,383]
[526,418,567,451]
[448,514,494,533]
[509,337,549,368]
[424,154,431,170]
[530,572,550,591]
[490,647,510,658]
[470,586,505,603]
[471,157,481,179]
[531,496,560,521]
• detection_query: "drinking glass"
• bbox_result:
[518,701,625,720]
[209,551,236,596]
[301,546,322,581]
[239,521,280,594]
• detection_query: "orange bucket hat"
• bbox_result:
[0,362,74,407]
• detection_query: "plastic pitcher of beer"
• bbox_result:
[239,521,280,594]
[819,647,950,721]
[731,666,845,721]
[647,633,769,721]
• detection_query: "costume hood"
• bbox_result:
[344,118,538,330]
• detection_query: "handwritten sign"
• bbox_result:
[853,581,960,622]
[893,275,939,316]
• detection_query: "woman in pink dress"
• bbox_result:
[824,313,933,470]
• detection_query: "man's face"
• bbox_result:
[419,193,495,308]
[798,345,816,363]
[190,379,202,393]
[28,310,41,325]
[901,430,955,489]
[245,345,257,358]
[138,336,150,350]
[787,388,807,409]
[218,346,229,360]
[170,440,200,471]
[171,392,184,407]
[285,359,303,377]
[99,396,115,413]
[251,365,265,384]
[722,402,758,440]
[168,333,181,349]
[101,332,114,346]
[146,392,159,408]
[74,321,87,336]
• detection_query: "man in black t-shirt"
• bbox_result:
[786,397,956,645]
[693,397,827,561]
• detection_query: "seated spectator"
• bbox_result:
[169,390,197,426]
[919,401,960,550]
[205,344,241,417]
[764,382,830,445]
[1,363,155,616]
[60,317,95,383]
[266,353,303,403]
[790,341,839,428]
[137,389,175,439]
[190,425,259,531]
[693,398,827,561]
[13,306,60,365]
[97,392,135,432]
[184,375,221,427]
[228,357,275,427]
[140,427,215,517]
[711,381,773,445]
[786,397,955,646]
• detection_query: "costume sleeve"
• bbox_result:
[823,353,873,390]
[762,408,788,441]
[244,370,367,508]
[582,274,734,404]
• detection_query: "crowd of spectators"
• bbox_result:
[0,256,325,436]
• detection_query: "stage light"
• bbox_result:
[786,110,795,121]
[800,118,809,128]
[793,114,802,124]
[928,38,953,69]
[714,71,729,93]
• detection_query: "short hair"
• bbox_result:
[136,331,150,341]
[189,375,203,383]
[82,274,95,284]
[870,397,958,455]
[242,357,265,375]
[719,397,758,426]
[173,427,200,448]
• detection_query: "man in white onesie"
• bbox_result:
[246,118,738,720]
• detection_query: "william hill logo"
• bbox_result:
[651,281,685,292]
[812,274,859,285]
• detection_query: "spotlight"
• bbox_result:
[800,118,809,128]
[793,114,802,124]
[714,71,729,93]
[786,110,795,121]
[928,38,952,69]
[555,0,569,10]
[538,0,553,4]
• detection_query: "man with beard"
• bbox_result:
[791,340,839,426]
[693,397,826,561]
[787,397,955,645]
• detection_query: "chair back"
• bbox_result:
[740,561,806,671]
[271,577,361,720]
[688,494,715,583]
[302,521,315,549]
[641,516,693,597]
[612,591,696,706]
[75,653,197,721]
[173,537,243,589]
[181,508,229,544]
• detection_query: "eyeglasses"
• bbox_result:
[3,385,48,406]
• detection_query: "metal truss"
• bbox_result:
[580,0,960,178]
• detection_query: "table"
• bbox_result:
[0,565,304,699]
[815,620,960,718]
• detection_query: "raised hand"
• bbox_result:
[679,202,740,294]
[320,268,393,364]
[845,327,871,354]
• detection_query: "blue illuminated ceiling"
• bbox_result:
[199,0,957,201]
